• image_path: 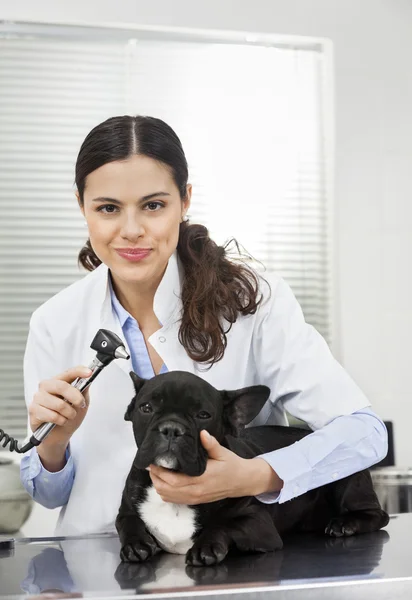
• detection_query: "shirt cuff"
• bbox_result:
[24,445,74,491]
[254,442,312,504]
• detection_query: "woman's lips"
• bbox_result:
[115,248,152,262]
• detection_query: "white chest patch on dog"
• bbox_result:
[137,485,197,555]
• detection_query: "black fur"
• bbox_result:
[116,371,389,566]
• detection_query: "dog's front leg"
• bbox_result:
[186,504,283,566]
[116,493,162,563]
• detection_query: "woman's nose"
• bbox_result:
[119,216,145,240]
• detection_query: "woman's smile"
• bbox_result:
[115,247,152,262]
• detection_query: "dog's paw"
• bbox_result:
[185,539,229,566]
[186,563,228,584]
[325,517,358,537]
[120,533,162,563]
[114,561,156,587]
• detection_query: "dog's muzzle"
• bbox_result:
[152,420,187,470]
[135,415,208,476]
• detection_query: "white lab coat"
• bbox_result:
[23,251,370,535]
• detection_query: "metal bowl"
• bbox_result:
[371,467,412,514]
[0,456,33,533]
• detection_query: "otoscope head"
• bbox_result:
[115,346,130,360]
[90,329,130,365]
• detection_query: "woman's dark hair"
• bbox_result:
[76,115,269,367]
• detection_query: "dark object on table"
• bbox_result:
[370,421,395,468]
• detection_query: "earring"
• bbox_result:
[182,215,189,222]
[83,221,88,227]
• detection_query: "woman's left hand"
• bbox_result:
[148,430,283,504]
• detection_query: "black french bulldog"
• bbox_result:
[116,371,389,566]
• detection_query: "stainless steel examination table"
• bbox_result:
[0,513,410,600]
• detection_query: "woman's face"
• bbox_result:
[79,154,191,287]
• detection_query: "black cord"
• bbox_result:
[0,428,37,453]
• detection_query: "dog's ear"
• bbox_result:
[125,372,147,421]
[221,385,271,434]
[129,371,146,393]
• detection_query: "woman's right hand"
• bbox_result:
[29,365,93,448]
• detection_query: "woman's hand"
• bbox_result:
[28,366,92,470]
[148,430,284,504]
[29,365,92,440]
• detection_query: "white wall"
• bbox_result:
[2,0,412,534]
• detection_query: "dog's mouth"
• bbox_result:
[135,429,209,476]
[153,451,180,471]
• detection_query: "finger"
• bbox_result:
[150,472,205,504]
[149,465,198,488]
[56,366,92,384]
[82,388,90,408]
[39,379,87,408]
[150,473,185,503]
[150,472,168,494]
[32,391,78,420]
[200,430,227,460]
[29,405,70,428]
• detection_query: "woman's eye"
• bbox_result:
[97,204,118,214]
[96,202,164,214]
[139,403,153,414]
[144,201,164,211]
[196,411,211,419]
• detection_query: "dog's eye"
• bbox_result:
[139,403,153,414]
[196,411,211,419]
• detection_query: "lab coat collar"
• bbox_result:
[108,273,130,328]
[153,250,183,327]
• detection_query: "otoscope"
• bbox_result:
[0,329,130,454]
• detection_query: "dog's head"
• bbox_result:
[125,371,270,477]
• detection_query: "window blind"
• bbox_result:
[0,26,332,445]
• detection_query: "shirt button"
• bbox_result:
[159,336,166,343]
[332,472,338,480]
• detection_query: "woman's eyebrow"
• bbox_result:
[92,192,171,204]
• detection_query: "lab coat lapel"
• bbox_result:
[148,250,197,375]
[93,251,196,378]
[148,320,197,375]
[97,270,133,379]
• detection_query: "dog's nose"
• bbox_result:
[158,420,185,439]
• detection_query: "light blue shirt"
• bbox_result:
[20,278,387,509]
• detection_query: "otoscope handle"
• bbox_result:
[30,357,105,444]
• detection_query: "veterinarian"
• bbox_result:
[20,116,387,536]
